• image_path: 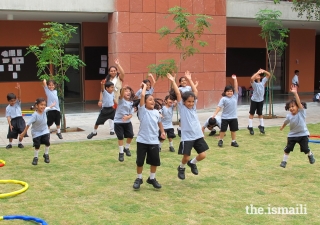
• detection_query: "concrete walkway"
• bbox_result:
[0,102,319,148]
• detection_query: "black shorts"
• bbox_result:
[95,107,115,125]
[220,119,239,132]
[284,136,310,154]
[178,138,209,156]
[249,100,264,116]
[114,122,134,140]
[33,133,50,149]
[159,128,176,140]
[7,117,27,139]
[47,110,61,127]
[136,142,160,167]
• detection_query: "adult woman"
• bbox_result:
[98,58,125,135]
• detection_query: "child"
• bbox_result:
[134,73,156,100]
[114,86,135,162]
[202,116,221,136]
[212,74,239,148]
[279,85,315,168]
[87,80,116,139]
[20,98,56,165]
[43,79,63,139]
[167,72,209,180]
[5,83,28,149]
[247,69,271,135]
[159,95,176,152]
[132,83,165,190]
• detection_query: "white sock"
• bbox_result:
[179,163,186,168]
[109,120,114,132]
[34,150,39,158]
[232,140,236,142]
[283,154,289,162]
[159,142,163,148]
[150,172,156,179]
[18,141,22,144]
[169,141,173,147]
[9,142,12,145]
[57,128,61,133]
[259,118,264,126]
[125,143,130,149]
[178,127,181,130]
[190,158,198,164]
[93,129,97,134]
[249,119,253,127]
[137,174,142,179]
[45,146,49,154]
[119,146,124,153]
[308,151,313,156]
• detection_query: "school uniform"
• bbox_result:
[6,100,27,139]
[203,116,221,130]
[218,93,239,132]
[44,86,61,126]
[135,87,154,99]
[178,99,209,156]
[179,86,192,93]
[95,90,115,125]
[159,105,176,140]
[114,98,134,140]
[27,107,52,149]
[249,77,268,116]
[283,108,310,154]
[292,74,299,87]
[136,104,161,167]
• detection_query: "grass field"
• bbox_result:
[1,124,320,225]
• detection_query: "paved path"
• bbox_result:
[0,102,319,148]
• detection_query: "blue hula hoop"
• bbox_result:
[309,140,320,144]
[1,215,48,224]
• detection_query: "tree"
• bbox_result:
[274,0,320,21]
[148,6,212,79]
[256,9,289,117]
[26,22,86,130]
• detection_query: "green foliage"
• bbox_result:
[147,59,178,79]
[274,0,320,21]
[26,22,85,98]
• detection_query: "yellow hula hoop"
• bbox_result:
[0,159,5,167]
[0,180,29,198]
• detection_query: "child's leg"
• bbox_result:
[147,165,161,188]
[231,131,236,141]
[181,155,190,165]
[108,119,114,133]
[159,140,164,150]
[191,152,206,163]
[32,148,40,165]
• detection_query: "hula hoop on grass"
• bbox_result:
[309,135,320,138]
[0,180,29,198]
[309,140,320,144]
[0,215,48,225]
[0,159,5,167]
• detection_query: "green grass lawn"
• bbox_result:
[1,124,320,225]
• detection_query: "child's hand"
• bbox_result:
[15,83,20,89]
[101,79,106,84]
[290,84,297,93]
[141,82,147,88]
[148,73,153,77]
[98,101,102,107]
[160,132,166,140]
[122,115,130,122]
[43,79,47,85]
[195,80,199,87]
[232,74,237,80]
[166,73,175,82]
[9,125,13,132]
[114,58,120,65]
[185,70,192,80]
[19,132,25,139]
[50,101,56,108]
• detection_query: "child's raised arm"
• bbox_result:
[139,82,147,107]
[148,73,156,88]
[250,71,260,83]
[290,85,303,109]
[261,69,271,79]
[15,83,21,101]
[114,58,125,81]
[167,73,181,102]
[185,70,198,97]
[101,79,106,93]
[232,74,238,94]
[119,85,127,100]
[42,79,47,87]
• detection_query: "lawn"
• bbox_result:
[1,124,320,225]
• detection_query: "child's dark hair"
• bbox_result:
[7,93,16,101]
[178,76,187,87]
[285,99,307,111]
[122,86,135,101]
[294,70,299,74]
[169,88,178,101]
[143,79,151,85]
[222,85,234,96]
[182,91,196,102]
[105,81,114,89]
[46,80,56,86]
[106,66,119,82]
[208,118,217,126]
[154,98,163,110]
[164,95,175,104]
[33,97,47,110]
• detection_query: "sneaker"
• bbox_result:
[110,131,115,135]
[231,141,239,147]
[209,129,216,136]
[177,128,181,137]
[177,166,186,180]
[123,148,131,156]
[43,154,50,163]
[308,154,316,164]
[32,157,38,165]
[247,126,254,135]
[218,140,223,147]
[118,153,124,162]
[187,160,199,175]
[18,143,24,148]
[280,161,287,168]
[258,125,265,134]
[6,144,12,149]
[56,132,63,139]
[146,177,162,189]
[133,178,143,189]
[169,146,175,152]
[87,132,97,139]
